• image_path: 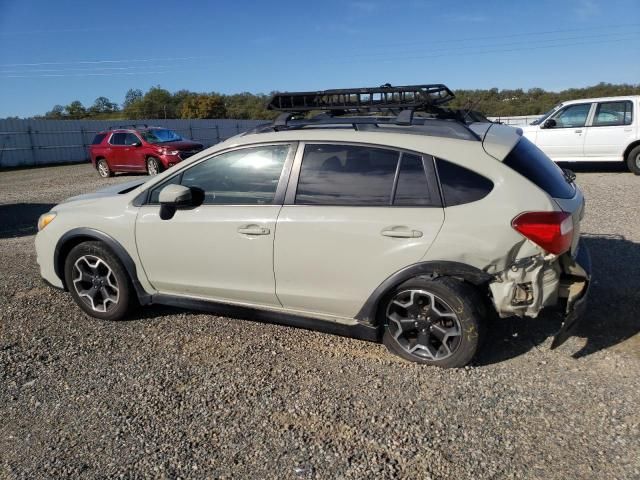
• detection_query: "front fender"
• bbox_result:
[54,227,152,305]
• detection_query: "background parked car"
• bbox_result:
[89,125,203,177]
[521,96,640,174]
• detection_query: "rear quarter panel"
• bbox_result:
[424,145,559,273]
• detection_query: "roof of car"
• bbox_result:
[100,125,167,134]
[218,121,522,162]
[561,95,640,104]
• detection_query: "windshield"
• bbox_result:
[140,129,182,144]
[531,104,562,125]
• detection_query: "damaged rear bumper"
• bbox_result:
[489,239,591,348]
[550,240,591,349]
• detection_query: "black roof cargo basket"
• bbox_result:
[268,83,455,113]
[248,83,486,140]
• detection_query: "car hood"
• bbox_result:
[154,140,203,150]
[59,179,147,205]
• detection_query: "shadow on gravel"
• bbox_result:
[476,233,640,365]
[0,203,56,239]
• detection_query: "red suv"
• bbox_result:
[89,125,204,177]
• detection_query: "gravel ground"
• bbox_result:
[1,163,639,479]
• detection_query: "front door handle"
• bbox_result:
[238,225,270,236]
[574,129,583,133]
[381,227,423,238]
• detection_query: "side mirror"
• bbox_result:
[159,184,193,220]
[132,141,142,147]
[542,119,556,129]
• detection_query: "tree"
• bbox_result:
[88,96,119,116]
[123,88,143,108]
[123,88,144,118]
[180,94,227,119]
[45,104,65,119]
[225,92,275,120]
[64,101,86,119]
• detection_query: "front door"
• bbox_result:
[535,103,593,161]
[135,143,294,307]
[274,143,445,319]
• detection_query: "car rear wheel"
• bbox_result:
[381,277,485,368]
[626,145,640,175]
[146,157,162,176]
[64,241,136,321]
[97,159,113,178]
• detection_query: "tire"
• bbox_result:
[64,241,136,321]
[97,159,113,178]
[626,145,640,175]
[146,157,162,176]
[380,277,486,368]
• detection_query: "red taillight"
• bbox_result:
[511,211,573,255]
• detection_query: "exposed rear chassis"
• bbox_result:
[489,240,591,348]
[551,241,591,348]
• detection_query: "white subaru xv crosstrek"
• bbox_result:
[35,85,591,368]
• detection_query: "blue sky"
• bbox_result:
[0,0,638,117]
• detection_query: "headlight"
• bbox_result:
[37,212,57,231]
[161,148,179,155]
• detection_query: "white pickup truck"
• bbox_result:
[521,96,640,174]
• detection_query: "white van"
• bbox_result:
[521,96,640,174]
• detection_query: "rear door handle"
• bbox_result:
[237,225,270,236]
[574,129,582,133]
[381,227,423,238]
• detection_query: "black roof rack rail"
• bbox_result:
[246,114,481,141]
[108,123,150,130]
[268,83,455,113]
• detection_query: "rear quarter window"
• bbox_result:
[504,137,575,199]
[435,159,494,206]
[91,133,107,145]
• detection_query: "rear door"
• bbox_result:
[535,103,593,161]
[107,132,127,168]
[274,143,445,319]
[583,100,634,161]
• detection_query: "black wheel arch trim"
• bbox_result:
[54,227,152,305]
[354,260,492,325]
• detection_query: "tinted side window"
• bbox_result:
[124,133,140,145]
[296,144,399,205]
[393,153,433,206]
[552,104,591,128]
[435,159,494,206]
[180,144,289,205]
[110,133,126,145]
[503,137,575,200]
[593,101,633,127]
[91,133,106,145]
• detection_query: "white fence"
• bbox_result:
[0,118,266,168]
[487,115,538,126]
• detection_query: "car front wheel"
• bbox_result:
[146,157,162,176]
[64,241,136,321]
[381,277,485,368]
